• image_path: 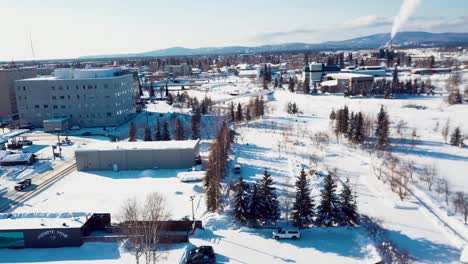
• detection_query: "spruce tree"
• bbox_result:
[175,119,185,140]
[230,102,235,123]
[450,127,463,147]
[236,103,243,122]
[204,154,221,212]
[245,107,251,122]
[248,183,262,225]
[128,122,136,142]
[154,120,162,141]
[233,176,250,224]
[354,112,365,144]
[149,81,155,97]
[258,169,280,224]
[191,112,201,140]
[330,109,336,120]
[316,173,340,226]
[375,106,390,150]
[143,127,152,141]
[162,120,171,141]
[292,169,315,228]
[338,178,359,226]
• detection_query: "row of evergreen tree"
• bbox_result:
[168,92,214,115]
[345,75,435,98]
[205,122,232,212]
[330,106,366,145]
[330,105,390,150]
[233,169,359,227]
[128,114,202,142]
[229,97,265,123]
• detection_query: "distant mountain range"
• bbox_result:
[80,31,468,59]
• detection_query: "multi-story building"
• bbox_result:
[15,68,136,128]
[0,67,38,121]
[164,63,192,76]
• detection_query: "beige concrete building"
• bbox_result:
[0,67,38,121]
[75,140,200,171]
[15,68,136,128]
[321,73,374,94]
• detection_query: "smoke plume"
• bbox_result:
[391,0,422,39]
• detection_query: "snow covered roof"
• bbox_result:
[76,140,200,152]
[0,213,91,230]
[321,80,338,87]
[1,153,34,163]
[327,73,374,79]
[0,129,29,141]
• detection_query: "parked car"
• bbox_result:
[233,164,241,174]
[17,124,34,130]
[81,132,92,136]
[70,126,81,130]
[14,179,32,191]
[195,155,202,165]
[7,142,22,150]
[187,246,216,264]
[17,139,33,146]
[272,228,301,240]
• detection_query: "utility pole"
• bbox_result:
[190,195,195,222]
[56,131,62,159]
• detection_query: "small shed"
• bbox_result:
[0,153,36,166]
[43,117,70,133]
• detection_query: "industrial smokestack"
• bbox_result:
[390,0,422,41]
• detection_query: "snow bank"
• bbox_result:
[177,171,205,182]
[394,201,420,210]
[461,245,468,263]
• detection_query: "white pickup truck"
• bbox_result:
[272,228,301,240]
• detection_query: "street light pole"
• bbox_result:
[190,195,195,222]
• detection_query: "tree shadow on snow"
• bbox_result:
[242,227,371,260]
[385,229,460,263]
[391,145,468,161]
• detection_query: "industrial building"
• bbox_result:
[321,73,374,94]
[75,140,200,171]
[303,63,341,82]
[0,67,38,121]
[15,68,136,128]
[342,65,388,77]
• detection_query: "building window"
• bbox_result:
[68,95,71,100]
[51,86,55,90]
[88,85,93,89]
[58,86,63,90]
[60,96,65,99]
[76,95,80,99]
[53,105,58,109]
[52,96,57,100]
[23,86,26,91]
[34,105,40,109]
[61,105,66,109]
[107,112,112,117]
[43,104,48,108]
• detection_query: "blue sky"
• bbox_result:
[0,0,467,60]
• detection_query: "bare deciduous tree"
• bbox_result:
[420,164,437,191]
[120,193,169,264]
[453,192,468,223]
[403,160,416,181]
[435,178,450,206]
[441,119,450,144]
